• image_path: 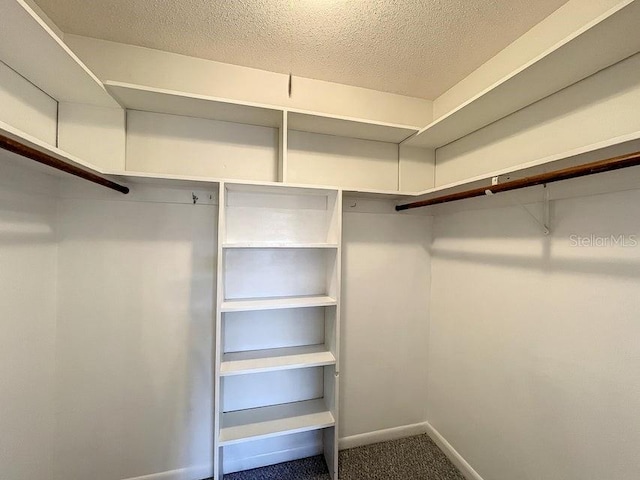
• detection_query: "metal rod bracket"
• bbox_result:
[506,184,551,235]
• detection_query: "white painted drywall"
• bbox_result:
[399,145,435,192]
[340,207,431,438]
[125,110,279,182]
[57,102,126,171]
[435,52,640,186]
[0,159,58,480]
[428,188,640,480]
[0,60,57,145]
[54,192,216,480]
[288,131,399,191]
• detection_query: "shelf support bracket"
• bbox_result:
[487,176,551,235]
[510,185,551,235]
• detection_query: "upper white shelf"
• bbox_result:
[287,110,419,144]
[223,242,339,249]
[403,0,640,149]
[399,129,640,212]
[105,81,283,128]
[104,81,420,143]
[0,0,118,108]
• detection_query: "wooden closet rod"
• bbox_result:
[0,134,130,194]
[396,150,640,211]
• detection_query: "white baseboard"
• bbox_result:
[120,445,322,480]
[123,464,211,480]
[424,421,485,480]
[123,422,483,480]
[339,422,429,450]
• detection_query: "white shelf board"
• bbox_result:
[408,129,640,198]
[342,186,412,200]
[403,0,640,149]
[220,398,335,445]
[0,120,112,177]
[104,81,283,128]
[107,171,415,198]
[0,0,118,107]
[102,81,419,143]
[396,129,640,213]
[221,295,337,312]
[223,242,338,249]
[105,170,335,193]
[220,345,336,376]
[224,181,337,196]
[287,110,419,144]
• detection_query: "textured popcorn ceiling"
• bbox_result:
[35,0,569,99]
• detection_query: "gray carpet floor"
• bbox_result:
[223,434,466,480]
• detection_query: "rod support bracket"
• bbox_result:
[507,185,551,236]
[542,184,551,236]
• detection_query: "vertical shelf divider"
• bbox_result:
[279,110,288,183]
[325,189,341,479]
[213,182,226,480]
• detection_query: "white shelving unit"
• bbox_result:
[3,0,640,198]
[214,182,341,479]
[105,80,420,143]
[0,0,119,107]
[402,0,640,149]
[105,81,283,128]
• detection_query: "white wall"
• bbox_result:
[0,60,57,145]
[57,102,126,172]
[288,132,400,191]
[0,158,58,480]
[53,187,216,480]
[428,187,640,480]
[125,110,279,182]
[340,205,431,441]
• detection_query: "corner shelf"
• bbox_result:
[220,345,336,376]
[105,81,283,128]
[220,399,335,446]
[287,110,418,143]
[221,295,337,313]
[0,0,118,107]
[403,0,640,148]
[104,80,420,144]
